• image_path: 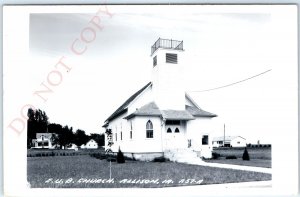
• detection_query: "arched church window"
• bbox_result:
[175,128,180,133]
[167,128,172,133]
[146,120,153,138]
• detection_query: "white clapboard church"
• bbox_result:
[103,38,217,161]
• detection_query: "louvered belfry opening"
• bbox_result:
[166,53,178,64]
[153,55,157,67]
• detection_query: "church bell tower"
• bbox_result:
[151,38,185,110]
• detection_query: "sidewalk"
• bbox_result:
[164,149,272,174]
[194,161,272,174]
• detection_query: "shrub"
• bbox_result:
[94,153,100,159]
[124,156,135,161]
[116,148,125,163]
[108,158,116,162]
[106,154,116,162]
[99,154,106,160]
[212,152,220,159]
[153,156,167,162]
[225,155,237,159]
[105,151,115,162]
[90,153,105,160]
[242,148,250,160]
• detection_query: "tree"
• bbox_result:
[116,147,125,163]
[27,108,49,148]
[48,123,63,135]
[74,129,89,146]
[58,125,75,148]
[50,134,60,149]
[242,147,250,160]
[90,133,105,147]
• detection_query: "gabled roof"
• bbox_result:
[104,82,217,125]
[161,110,194,120]
[124,102,161,119]
[213,136,246,142]
[87,139,97,143]
[104,82,152,122]
[186,105,217,117]
[124,102,197,120]
[124,102,215,120]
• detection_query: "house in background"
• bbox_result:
[103,38,217,160]
[32,133,55,149]
[81,139,98,149]
[66,143,79,151]
[212,136,247,148]
[80,144,86,149]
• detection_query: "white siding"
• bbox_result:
[107,115,163,153]
[231,137,247,147]
[127,85,153,115]
[152,48,186,110]
[107,113,128,152]
[186,118,213,158]
[128,116,163,153]
[212,141,222,148]
[86,139,98,149]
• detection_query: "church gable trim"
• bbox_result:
[105,82,152,122]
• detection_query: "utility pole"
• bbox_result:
[223,124,225,147]
[109,160,112,180]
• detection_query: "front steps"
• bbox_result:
[164,149,205,165]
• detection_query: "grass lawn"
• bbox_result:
[27,148,105,157]
[207,147,271,168]
[28,155,271,188]
[213,147,271,160]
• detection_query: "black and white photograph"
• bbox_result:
[3,4,298,197]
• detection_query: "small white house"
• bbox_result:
[80,144,86,149]
[32,133,54,149]
[212,136,247,148]
[103,38,217,160]
[85,139,98,149]
[66,143,79,151]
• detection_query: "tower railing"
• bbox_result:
[151,38,183,55]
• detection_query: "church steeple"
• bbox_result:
[151,38,185,110]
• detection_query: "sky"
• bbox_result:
[4,5,298,144]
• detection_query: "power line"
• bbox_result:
[188,69,272,93]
